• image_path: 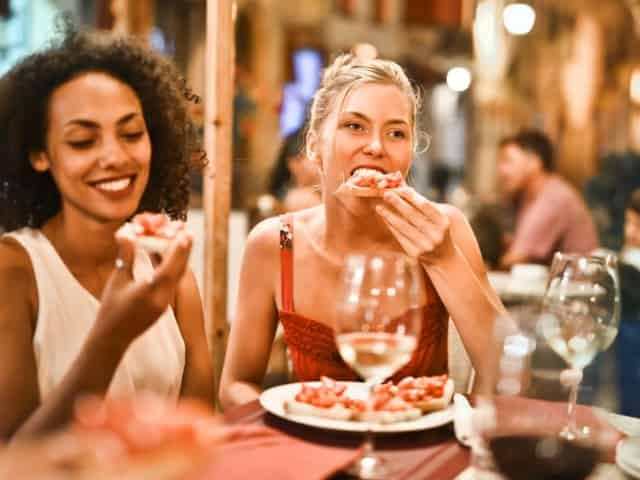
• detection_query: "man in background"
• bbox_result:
[497,129,599,269]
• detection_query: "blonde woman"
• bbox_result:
[220,54,503,408]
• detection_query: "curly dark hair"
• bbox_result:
[0,24,200,231]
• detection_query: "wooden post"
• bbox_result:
[204,0,234,406]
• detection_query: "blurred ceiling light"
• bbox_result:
[631,68,640,105]
[446,67,472,92]
[503,3,536,35]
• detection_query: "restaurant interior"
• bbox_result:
[0,0,639,478]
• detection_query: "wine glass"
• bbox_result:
[334,252,425,480]
[541,252,620,441]
[476,305,607,480]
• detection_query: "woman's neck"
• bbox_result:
[318,196,400,258]
[41,211,122,270]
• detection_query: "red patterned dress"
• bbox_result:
[278,214,449,382]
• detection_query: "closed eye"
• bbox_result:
[122,131,144,141]
[68,139,95,149]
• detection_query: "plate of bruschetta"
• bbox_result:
[259,375,454,433]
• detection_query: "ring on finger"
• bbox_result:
[115,258,129,270]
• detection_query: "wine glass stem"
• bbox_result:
[363,381,376,457]
[363,428,375,457]
[565,368,582,438]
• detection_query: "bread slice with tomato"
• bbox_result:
[395,375,454,413]
[346,168,404,197]
[117,212,186,255]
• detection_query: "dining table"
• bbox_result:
[220,395,639,480]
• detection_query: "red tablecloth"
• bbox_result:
[222,400,470,479]
[220,397,622,480]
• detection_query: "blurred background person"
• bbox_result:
[268,126,321,213]
[616,189,640,417]
[497,129,599,269]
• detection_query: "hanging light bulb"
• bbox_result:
[503,3,536,35]
[446,67,472,92]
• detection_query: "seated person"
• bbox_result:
[0,26,213,439]
[219,53,504,409]
[617,189,640,417]
[497,129,599,269]
[269,127,321,213]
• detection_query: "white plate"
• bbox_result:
[259,381,454,433]
[617,437,640,479]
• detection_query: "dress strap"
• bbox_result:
[279,213,295,312]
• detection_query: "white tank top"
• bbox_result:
[4,228,185,400]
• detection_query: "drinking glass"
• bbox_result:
[476,306,606,480]
[334,252,425,479]
[541,252,620,440]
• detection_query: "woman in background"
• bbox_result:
[269,126,321,212]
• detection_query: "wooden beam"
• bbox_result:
[204,0,234,407]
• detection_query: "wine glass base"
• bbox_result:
[346,453,398,480]
[559,424,591,441]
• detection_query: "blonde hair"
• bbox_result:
[306,53,424,159]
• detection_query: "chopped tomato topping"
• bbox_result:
[131,212,184,239]
[350,170,403,189]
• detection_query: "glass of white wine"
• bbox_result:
[541,252,620,440]
[334,252,425,479]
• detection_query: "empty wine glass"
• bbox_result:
[541,252,620,441]
[334,252,425,479]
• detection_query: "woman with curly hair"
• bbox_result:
[0,26,213,439]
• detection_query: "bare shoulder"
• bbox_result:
[245,216,281,254]
[436,203,468,226]
[436,203,479,245]
[0,237,34,284]
[0,237,37,322]
[245,207,323,258]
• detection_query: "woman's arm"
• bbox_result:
[376,189,505,376]
[13,231,193,440]
[423,207,506,368]
[174,268,214,403]
[219,218,280,410]
[0,241,43,439]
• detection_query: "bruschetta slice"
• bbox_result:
[346,168,404,197]
[118,212,186,255]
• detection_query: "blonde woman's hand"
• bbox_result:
[376,187,455,265]
[93,229,193,348]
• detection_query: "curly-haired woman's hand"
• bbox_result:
[92,229,193,349]
[376,187,455,265]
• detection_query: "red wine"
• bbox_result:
[488,434,599,480]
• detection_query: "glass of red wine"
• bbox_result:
[476,305,606,480]
[334,252,425,480]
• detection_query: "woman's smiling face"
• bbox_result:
[314,82,413,197]
[31,71,152,225]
